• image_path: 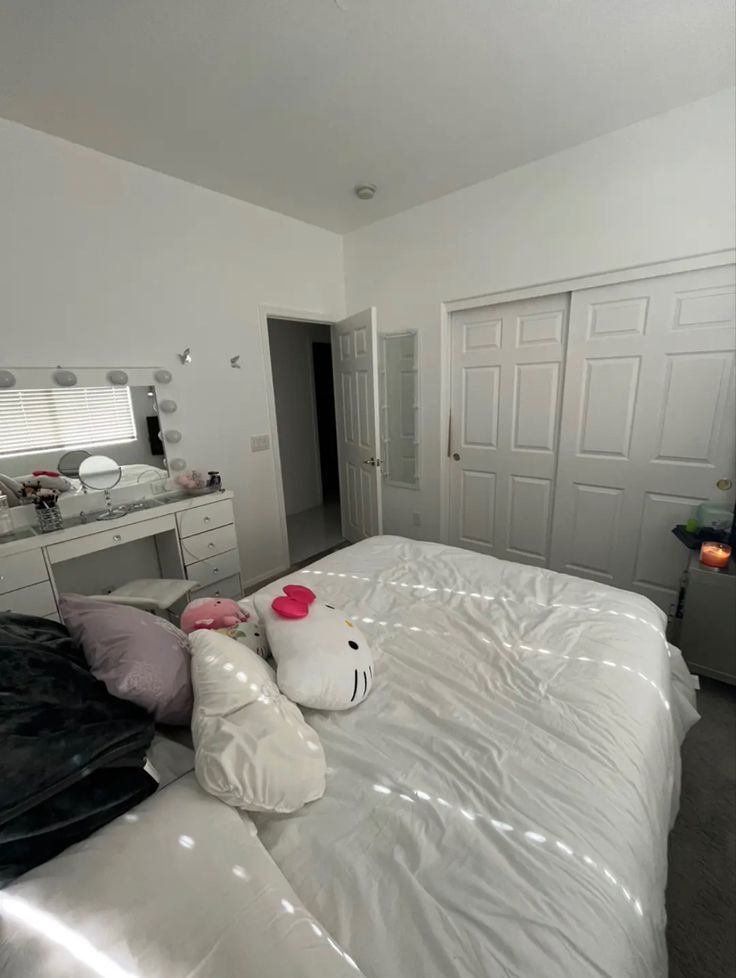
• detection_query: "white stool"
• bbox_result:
[90,578,194,620]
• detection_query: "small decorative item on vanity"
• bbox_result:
[207,471,222,489]
[175,470,215,496]
[33,488,64,534]
[700,541,732,569]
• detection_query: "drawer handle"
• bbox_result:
[213,567,219,574]
[204,517,211,524]
[113,534,122,543]
[208,542,215,550]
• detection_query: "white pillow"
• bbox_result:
[0,774,365,978]
[253,592,374,710]
[190,630,326,813]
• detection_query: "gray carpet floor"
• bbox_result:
[667,677,736,977]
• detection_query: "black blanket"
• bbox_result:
[0,612,156,882]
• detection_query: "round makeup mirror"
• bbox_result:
[78,455,125,520]
[57,449,92,481]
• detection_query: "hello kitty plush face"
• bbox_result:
[253,586,374,711]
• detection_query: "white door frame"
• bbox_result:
[438,248,736,544]
[257,304,338,576]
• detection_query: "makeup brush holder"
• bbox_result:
[36,506,64,534]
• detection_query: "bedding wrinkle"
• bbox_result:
[254,538,694,978]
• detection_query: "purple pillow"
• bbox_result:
[59,594,192,724]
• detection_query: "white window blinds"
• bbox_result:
[0,386,137,459]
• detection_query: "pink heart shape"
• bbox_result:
[272,596,310,619]
[283,584,316,605]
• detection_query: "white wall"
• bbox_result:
[268,319,331,516]
[0,118,345,584]
[343,89,736,541]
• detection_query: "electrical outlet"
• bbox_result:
[250,434,271,453]
[412,512,421,526]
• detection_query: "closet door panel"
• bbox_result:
[449,293,569,564]
[566,483,623,581]
[551,264,736,612]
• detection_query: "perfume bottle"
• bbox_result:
[207,471,222,489]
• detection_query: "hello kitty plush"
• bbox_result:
[217,620,270,660]
[180,597,248,634]
[253,585,374,710]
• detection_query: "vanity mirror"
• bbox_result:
[57,450,92,481]
[0,367,182,509]
[379,331,419,489]
[78,455,126,520]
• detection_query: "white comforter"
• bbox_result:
[252,536,699,978]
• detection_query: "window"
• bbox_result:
[0,386,137,459]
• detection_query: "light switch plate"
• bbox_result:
[251,434,271,452]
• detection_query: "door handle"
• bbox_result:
[363,456,379,467]
[452,452,461,461]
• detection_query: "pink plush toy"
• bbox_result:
[180,597,249,634]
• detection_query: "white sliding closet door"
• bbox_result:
[550,264,736,612]
[449,294,570,565]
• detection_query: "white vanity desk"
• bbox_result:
[0,490,242,620]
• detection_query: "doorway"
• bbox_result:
[267,317,345,565]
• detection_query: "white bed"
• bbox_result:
[250,535,699,978]
[0,535,698,978]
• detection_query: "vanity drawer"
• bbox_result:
[0,550,49,596]
[46,514,177,564]
[177,500,233,539]
[181,524,238,565]
[186,549,241,590]
[0,581,57,618]
[191,574,242,602]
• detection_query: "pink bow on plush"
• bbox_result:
[272,585,316,620]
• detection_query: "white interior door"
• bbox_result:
[332,308,383,543]
[550,264,736,612]
[448,293,570,565]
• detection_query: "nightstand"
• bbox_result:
[679,551,736,685]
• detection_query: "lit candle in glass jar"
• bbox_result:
[700,542,732,569]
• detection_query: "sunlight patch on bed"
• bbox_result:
[0,894,140,978]
[368,780,644,919]
[298,568,668,648]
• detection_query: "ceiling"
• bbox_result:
[0,0,733,232]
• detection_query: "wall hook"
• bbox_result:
[178,348,192,365]
[230,355,241,369]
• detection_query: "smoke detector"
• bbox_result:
[354,183,377,200]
